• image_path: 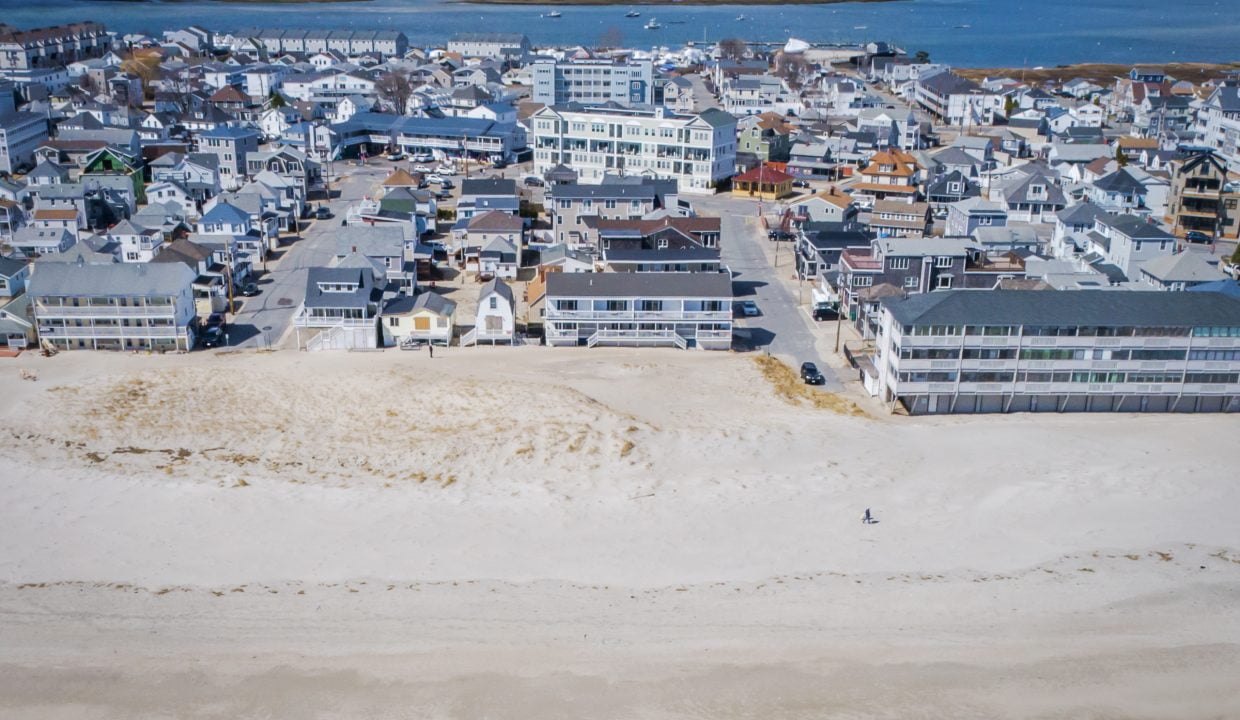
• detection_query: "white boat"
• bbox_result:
[546,11,562,18]
[853,25,867,30]
[625,10,640,17]
[645,18,661,29]
[736,14,748,21]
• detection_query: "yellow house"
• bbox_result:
[382,291,457,347]
[731,164,794,200]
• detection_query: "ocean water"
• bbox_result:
[1,0,1238,67]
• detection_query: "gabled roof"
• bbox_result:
[1141,251,1225,283]
[479,277,514,304]
[467,209,523,232]
[200,201,251,226]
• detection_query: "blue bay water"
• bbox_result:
[1,0,1237,67]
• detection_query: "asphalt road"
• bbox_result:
[694,194,842,390]
[226,162,391,349]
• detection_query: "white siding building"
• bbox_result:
[872,289,1240,414]
[28,262,198,351]
[531,105,737,194]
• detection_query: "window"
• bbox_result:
[936,275,953,289]
[489,297,497,309]
[903,276,918,289]
[935,256,953,268]
[889,257,910,270]
[388,317,399,327]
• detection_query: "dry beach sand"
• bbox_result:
[1,348,1238,718]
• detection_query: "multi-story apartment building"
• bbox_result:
[871,289,1240,414]
[446,33,531,62]
[0,22,112,72]
[236,28,408,58]
[543,271,733,350]
[532,57,654,108]
[28,262,199,351]
[1195,84,1240,171]
[530,104,737,194]
[721,75,798,117]
[0,110,48,175]
[854,107,921,150]
[914,69,1001,128]
[1164,150,1240,240]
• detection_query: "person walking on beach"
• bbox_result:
[428,343,434,359]
[863,508,872,524]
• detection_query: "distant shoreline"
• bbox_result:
[956,61,1240,84]
[455,0,900,5]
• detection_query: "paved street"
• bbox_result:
[687,73,720,112]
[693,194,843,390]
[227,162,392,349]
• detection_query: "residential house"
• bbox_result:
[293,265,383,350]
[869,200,930,239]
[1139,250,1227,291]
[462,277,516,346]
[945,196,1007,237]
[381,291,456,347]
[1164,150,1239,239]
[194,126,260,191]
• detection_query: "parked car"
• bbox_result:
[241,282,260,297]
[413,164,433,174]
[812,305,839,321]
[205,312,224,328]
[410,153,434,163]
[386,150,404,161]
[426,174,445,184]
[434,190,452,201]
[800,362,825,385]
[792,179,811,189]
[315,206,333,220]
[435,164,456,175]
[738,300,760,317]
[440,180,455,190]
[492,158,508,169]
[523,175,545,187]
[1185,230,1212,243]
[200,326,224,348]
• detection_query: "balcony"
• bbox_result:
[546,309,731,321]
[36,303,177,317]
[38,325,182,338]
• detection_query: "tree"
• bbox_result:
[1115,146,1129,167]
[268,90,287,109]
[598,27,624,51]
[718,38,748,62]
[775,54,810,90]
[914,50,931,64]
[119,49,163,100]
[1003,95,1017,117]
[375,70,415,115]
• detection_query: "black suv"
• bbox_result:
[800,362,825,385]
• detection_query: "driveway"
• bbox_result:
[695,194,842,390]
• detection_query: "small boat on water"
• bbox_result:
[853,25,867,30]
[625,10,640,17]
[644,17,662,29]
[667,20,687,24]
[954,23,971,29]
[546,11,562,18]
[736,14,748,21]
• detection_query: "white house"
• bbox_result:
[463,277,515,345]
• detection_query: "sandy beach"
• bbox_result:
[1,347,1238,718]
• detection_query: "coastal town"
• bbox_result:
[0,21,1238,415]
[2,14,1240,720]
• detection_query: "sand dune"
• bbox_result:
[1,348,1238,718]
